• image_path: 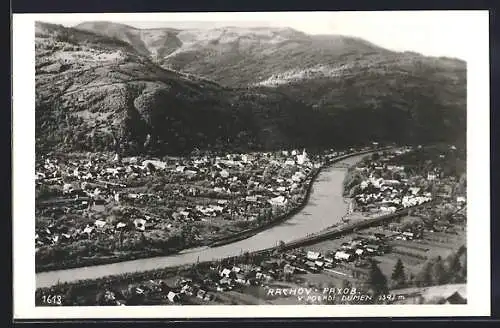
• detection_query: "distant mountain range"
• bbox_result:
[35,21,466,155]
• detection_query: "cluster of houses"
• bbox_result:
[35,207,153,248]
[354,174,433,214]
[93,278,215,306]
[35,148,347,249]
[96,263,281,306]
[95,231,397,306]
[351,149,436,215]
[351,145,466,234]
[302,234,391,272]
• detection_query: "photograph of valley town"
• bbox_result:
[34,12,468,307]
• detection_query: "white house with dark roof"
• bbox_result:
[94,220,107,228]
[220,268,232,277]
[306,251,321,261]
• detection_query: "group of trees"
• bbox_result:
[359,245,466,303]
[387,145,466,178]
[413,246,466,287]
[35,184,61,201]
[342,170,365,197]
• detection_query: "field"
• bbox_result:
[301,224,466,291]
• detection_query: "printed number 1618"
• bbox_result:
[41,295,62,305]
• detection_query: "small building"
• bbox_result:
[133,218,147,231]
[427,173,438,181]
[355,248,364,256]
[245,195,258,202]
[296,150,308,165]
[180,284,193,295]
[268,196,287,206]
[142,160,167,170]
[324,256,334,264]
[341,242,352,250]
[445,291,467,304]
[402,231,415,240]
[219,277,232,287]
[235,273,248,285]
[94,220,107,228]
[167,291,180,303]
[196,289,206,299]
[306,251,321,261]
[283,264,295,274]
[409,187,421,195]
[220,268,232,277]
[83,225,94,235]
[175,166,186,173]
[366,242,382,250]
[305,260,316,268]
[334,251,352,261]
[63,183,74,194]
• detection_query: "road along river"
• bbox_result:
[36,152,372,288]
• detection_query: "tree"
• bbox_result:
[243,251,250,264]
[341,279,352,290]
[95,291,107,305]
[430,256,448,285]
[391,258,406,289]
[284,270,292,282]
[342,279,352,289]
[415,260,433,287]
[367,260,388,301]
[64,285,76,305]
[228,270,237,280]
[459,254,467,283]
[205,269,220,282]
[445,253,463,283]
[349,184,362,197]
[456,245,467,257]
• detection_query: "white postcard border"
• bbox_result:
[12,11,491,319]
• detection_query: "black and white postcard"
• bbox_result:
[12,10,490,318]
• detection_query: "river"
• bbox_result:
[36,153,369,288]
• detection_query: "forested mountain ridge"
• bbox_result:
[35,21,466,156]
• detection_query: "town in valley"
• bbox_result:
[35,144,467,306]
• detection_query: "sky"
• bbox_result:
[36,11,488,60]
